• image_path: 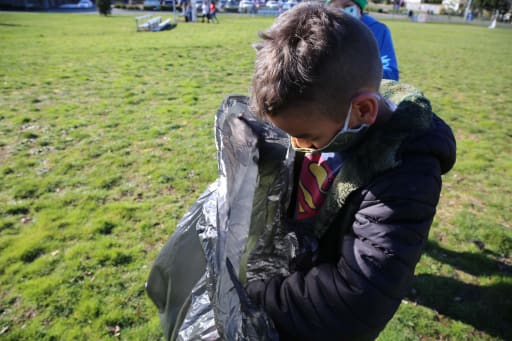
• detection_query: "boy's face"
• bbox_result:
[266,103,345,150]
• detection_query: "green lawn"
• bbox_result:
[0,11,511,340]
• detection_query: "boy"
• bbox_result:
[146,3,455,340]
[244,3,455,340]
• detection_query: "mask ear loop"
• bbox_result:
[342,102,353,132]
[342,92,381,133]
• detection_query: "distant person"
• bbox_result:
[201,1,210,22]
[183,1,193,22]
[328,0,400,80]
[210,0,220,23]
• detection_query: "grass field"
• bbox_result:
[0,10,511,340]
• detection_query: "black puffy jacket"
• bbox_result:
[245,81,457,340]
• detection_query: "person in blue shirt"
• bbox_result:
[328,0,400,80]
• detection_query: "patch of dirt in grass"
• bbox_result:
[436,191,485,226]
[436,169,489,227]
[0,147,10,162]
[452,130,480,142]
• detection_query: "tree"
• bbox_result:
[472,0,511,15]
[96,0,112,15]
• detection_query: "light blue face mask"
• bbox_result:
[338,5,361,19]
[291,102,370,154]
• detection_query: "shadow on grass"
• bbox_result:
[407,240,512,340]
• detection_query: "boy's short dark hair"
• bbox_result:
[250,2,382,120]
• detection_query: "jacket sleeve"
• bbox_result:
[376,25,399,81]
[246,154,443,340]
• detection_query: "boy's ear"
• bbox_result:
[353,94,378,125]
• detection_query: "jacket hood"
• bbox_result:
[380,80,456,174]
[313,80,456,238]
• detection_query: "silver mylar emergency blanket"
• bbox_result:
[146,95,296,341]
